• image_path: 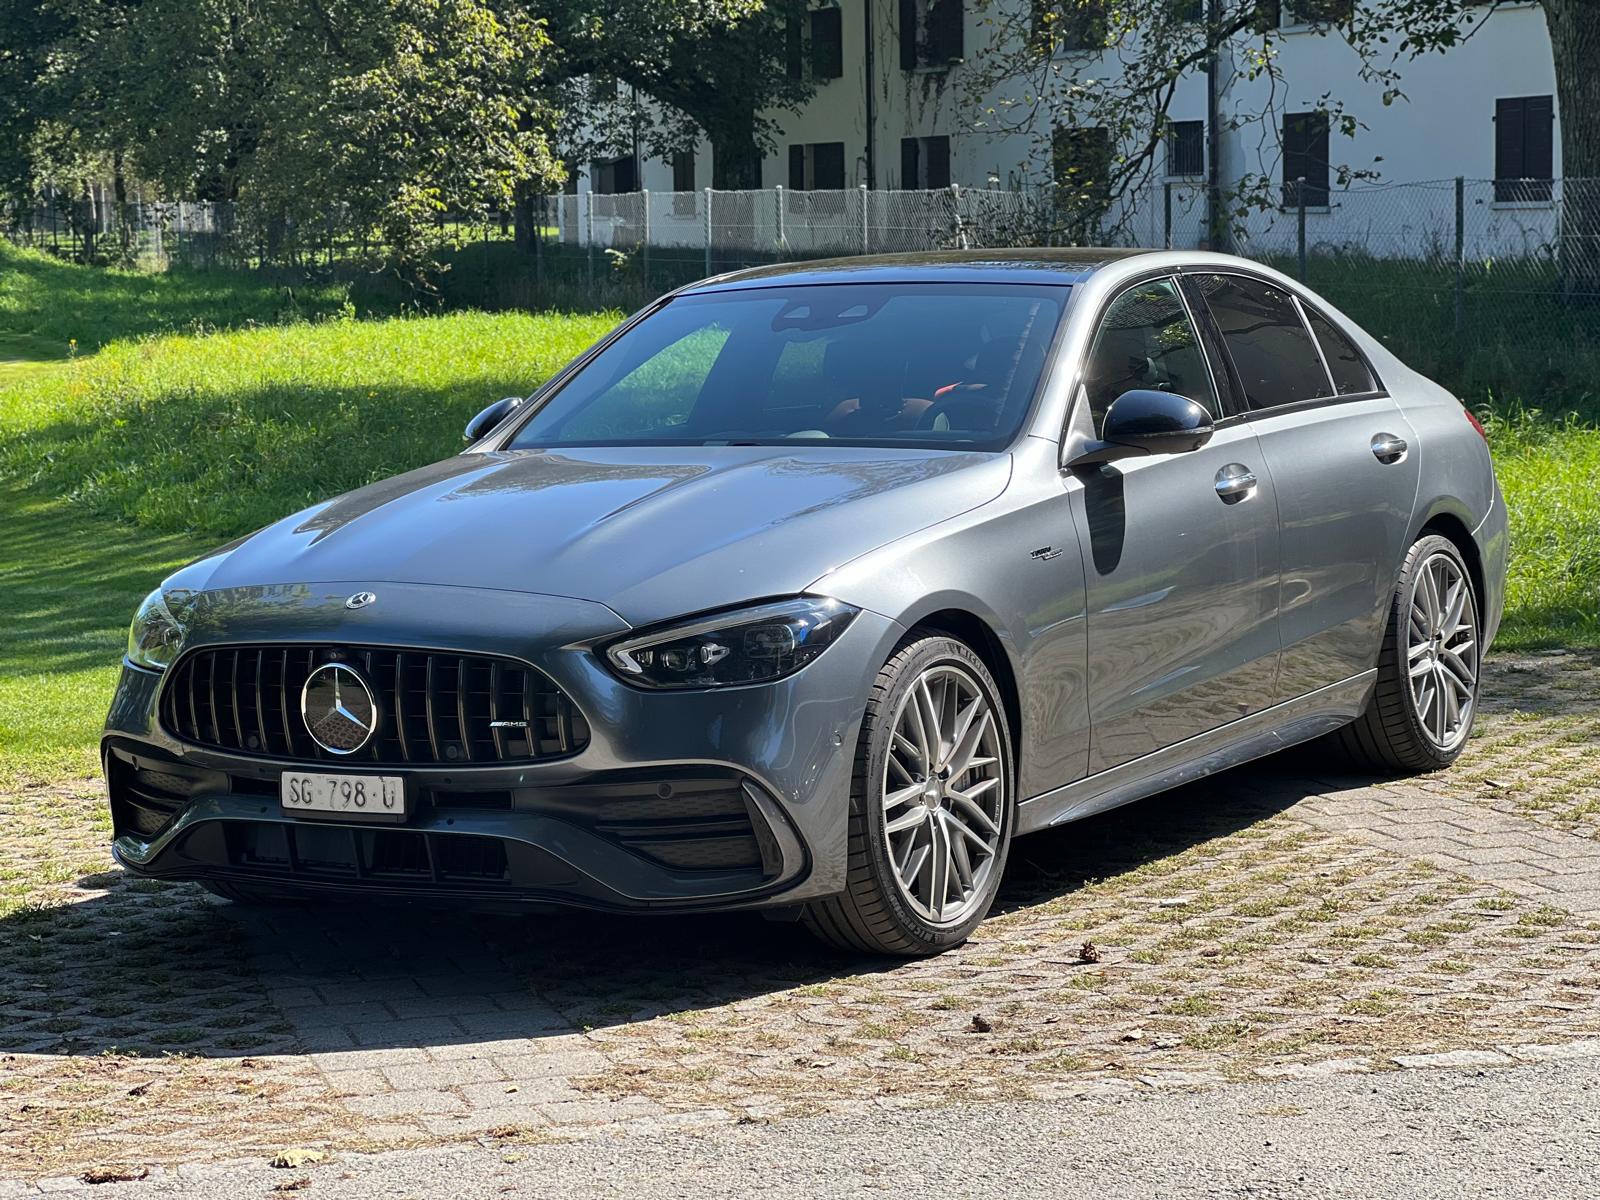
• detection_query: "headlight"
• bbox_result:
[126,588,188,671]
[603,597,858,690]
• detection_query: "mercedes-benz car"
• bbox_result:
[104,249,1506,956]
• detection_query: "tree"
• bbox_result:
[541,0,815,187]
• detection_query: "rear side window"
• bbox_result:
[1303,306,1377,395]
[1194,274,1331,410]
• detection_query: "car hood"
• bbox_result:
[192,446,1012,626]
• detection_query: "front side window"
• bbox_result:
[506,284,1068,451]
[1194,273,1332,410]
[1081,278,1217,436]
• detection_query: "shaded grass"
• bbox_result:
[0,241,351,363]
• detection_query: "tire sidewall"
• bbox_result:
[856,636,1015,951]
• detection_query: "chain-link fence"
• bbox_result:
[7,177,1599,403]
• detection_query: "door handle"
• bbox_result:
[1371,432,1409,464]
[1214,463,1257,504]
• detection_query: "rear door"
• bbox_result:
[1068,276,1281,773]
[1185,273,1420,699]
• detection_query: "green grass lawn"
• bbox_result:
[1,243,1596,791]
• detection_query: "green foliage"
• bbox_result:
[0,309,616,538]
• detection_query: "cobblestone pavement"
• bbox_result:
[3,653,1598,1182]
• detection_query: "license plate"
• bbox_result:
[281,772,406,818]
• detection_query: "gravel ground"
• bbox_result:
[22,1056,1600,1199]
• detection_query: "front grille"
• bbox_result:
[161,645,588,766]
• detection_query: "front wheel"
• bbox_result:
[1334,534,1481,772]
[804,635,1015,956]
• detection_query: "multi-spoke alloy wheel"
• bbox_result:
[803,635,1014,956]
[881,664,1006,927]
[1333,534,1482,772]
[1406,551,1479,751]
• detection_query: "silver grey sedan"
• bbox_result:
[106,249,1507,956]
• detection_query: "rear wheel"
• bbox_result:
[803,635,1014,956]
[1334,534,1481,772]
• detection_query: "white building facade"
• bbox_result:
[565,0,1563,260]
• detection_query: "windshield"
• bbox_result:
[505,283,1069,451]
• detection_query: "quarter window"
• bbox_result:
[1082,278,1217,436]
[1194,274,1332,410]
[1302,306,1376,395]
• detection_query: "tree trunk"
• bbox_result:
[708,120,763,189]
[512,184,538,254]
[1542,0,1600,293]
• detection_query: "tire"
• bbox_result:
[200,879,303,906]
[803,635,1015,957]
[1333,534,1482,773]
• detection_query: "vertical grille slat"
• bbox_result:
[161,645,583,766]
[393,652,411,763]
[488,661,506,759]
[455,656,473,763]
[424,655,442,762]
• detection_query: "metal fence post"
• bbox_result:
[584,191,594,294]
[949,183,964,249]
[1454,176,1466,342]
[1296,177,1307,282]
[704,187,713,276]
[534,195,544,289]
[1164,181,1173,249]
[774,186,785,251]
[640,189,650,285]
[859,184,869,255]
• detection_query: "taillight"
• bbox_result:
[1464,407,1488,442]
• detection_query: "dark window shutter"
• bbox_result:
[899,0,918,68]
[901,137,920,188]
[1525,95,1554,195]
[813,142,846,190]
[926,136,951,188]
[928,0,963,61]
[1282,112,1328,207]
[1495,96,1525,191]
[785,17,803,80]
[789,144,806,191]
[811,8,843,79]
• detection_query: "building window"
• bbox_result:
[789,142,847,190]
[1167,0,1203,22]
[1038,0,1108,52]
[901,136,952,189]
[1281,111,1329,208]
[1052,125,1111,204]
[1494,95,1554,203]
[593,155,638,195]
[1282,0,1353,24]
[787,7,844,82]
[1252,0,1281,31]
[900,0,964,69]
[1167,120,1204,177]
[811,8,844,80]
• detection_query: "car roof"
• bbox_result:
[680,247,1160,293]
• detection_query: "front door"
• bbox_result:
[1067,277,1282,774]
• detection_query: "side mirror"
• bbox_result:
[463,396,524,444]
[1066,390,1214,467]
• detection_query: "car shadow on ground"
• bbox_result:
[1,755,1380,1061]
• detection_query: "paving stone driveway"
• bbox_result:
[4,653,1598,1180]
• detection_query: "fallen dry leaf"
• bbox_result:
[970,1013,994,1033]
[82,1165,149,1185]
[1078,941,1102,964]
[272,1177,312,1193]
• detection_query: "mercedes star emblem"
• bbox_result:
[346,591,377,610]
[300,662,379,755]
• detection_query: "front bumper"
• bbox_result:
[102,582,904,913]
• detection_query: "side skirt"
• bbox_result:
[1015,670,1377,835]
